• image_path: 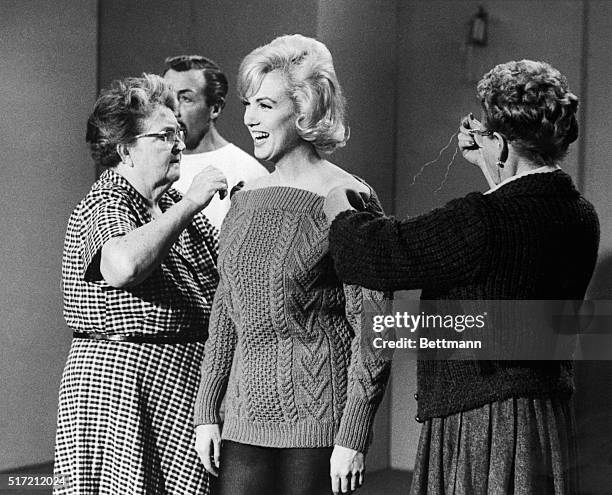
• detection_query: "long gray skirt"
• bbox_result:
[410,397,578,495]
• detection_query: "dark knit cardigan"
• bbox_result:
[329,170,600,420]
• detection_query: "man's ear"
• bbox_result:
[210,102,223,121]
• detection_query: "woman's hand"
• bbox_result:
[195,424,221,477]
[458,113,486,169]
[330,445,365,494]
[323,182,370,223]
[183,166,228,211]
[100,166,227,288]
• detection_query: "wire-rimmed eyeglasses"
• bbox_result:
[468,128,494,148]
[135,128,185,145]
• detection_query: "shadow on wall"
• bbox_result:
[575,249,612,494]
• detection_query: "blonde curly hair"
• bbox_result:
[238,34,348,155]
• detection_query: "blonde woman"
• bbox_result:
[193,35,390,495]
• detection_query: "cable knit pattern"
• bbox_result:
[329,170,600,421]
[194,186,390,453]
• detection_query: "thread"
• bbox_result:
[433,145,460,195]
[409,132,457,187]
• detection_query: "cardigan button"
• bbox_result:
[415,415,423,423]
[414,393,419,401]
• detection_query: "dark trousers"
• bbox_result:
[212,440,333,495]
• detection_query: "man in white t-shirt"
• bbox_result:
[163,55,268,231]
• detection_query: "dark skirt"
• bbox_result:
[410,397,578,495]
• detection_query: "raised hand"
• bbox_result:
[184,166,228,210]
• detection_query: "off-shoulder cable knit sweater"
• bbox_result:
[194,186,390,453]
[329,170,600,421]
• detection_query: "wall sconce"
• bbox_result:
[463,5,489,83]
[468,6,488,46]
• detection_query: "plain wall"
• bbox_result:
[0,0,97,469]
[317,0,399,213]
[583,0,612,267]
[396,0,583,220]
[574,1,612,491]
[391,0,586,470]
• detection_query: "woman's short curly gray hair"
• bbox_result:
[86,73,177,168]
[477,60,579,166]
[238,34,348,155]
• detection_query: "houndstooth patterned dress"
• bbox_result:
[54,169,218,494]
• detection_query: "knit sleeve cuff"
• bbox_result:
[334,398,378,454]
[193,374,227,426]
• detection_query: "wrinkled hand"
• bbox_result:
[194,424,221,477]
[323,183,370,223]
[330,445,365,494]
[458,113,486,170]
[183,166,228,210]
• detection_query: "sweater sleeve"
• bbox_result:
[328,193,488,291]
[334,285,392,453]
[193,277,237,425]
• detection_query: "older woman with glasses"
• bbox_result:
[54,73,227,494]
[324,60,600,494]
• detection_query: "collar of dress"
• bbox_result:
[484,164,560,195]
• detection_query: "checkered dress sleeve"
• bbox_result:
[80,187,137,281]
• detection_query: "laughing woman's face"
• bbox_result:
[242,71,301,164]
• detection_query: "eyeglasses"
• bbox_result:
[468,128,494,148]
[135,128,185,145]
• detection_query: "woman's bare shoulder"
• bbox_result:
[321,163,370,193]
[241,173,275,191]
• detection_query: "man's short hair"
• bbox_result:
[164,55,228,110]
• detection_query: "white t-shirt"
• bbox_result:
[172,143,269,231]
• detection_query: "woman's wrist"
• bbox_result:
[178,194,205,217]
